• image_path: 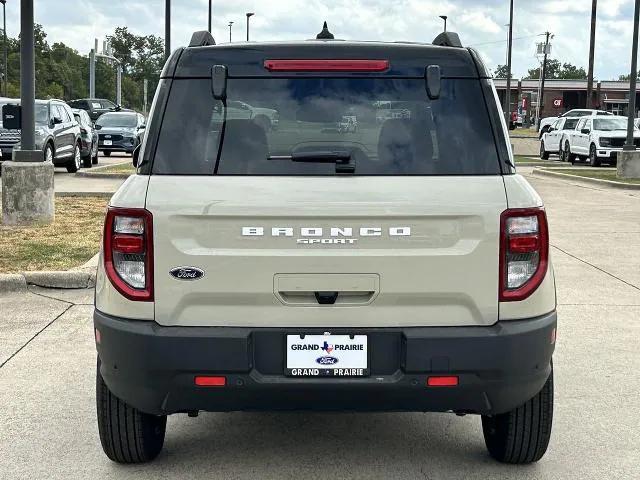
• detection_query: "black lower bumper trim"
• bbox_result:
[94,310,556,416]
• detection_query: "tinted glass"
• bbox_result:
[96,113,137,128]
[563,119,579,130]
[153,78,500,176]
[593,117,632,131]
[34,104,49,124]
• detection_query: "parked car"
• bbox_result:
[563,115,640,166]
[538,109,613,137]
[337,114,358,133]
[95,111,146,156]
[0,98,83,172]
[539,116,580,160]
[68,98,128,122]
[72,108,99,167]
[223,100,279,130]
[94,30,556,465]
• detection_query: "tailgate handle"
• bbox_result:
[314,291,339,305]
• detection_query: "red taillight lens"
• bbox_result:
[499,208,549,302]
[103,208,153,301]
[264,59,390,72]
[427,376,459,387]
[195,376,226,387]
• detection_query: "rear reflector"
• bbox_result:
[195,376,226,387]
[112,234,145,254]
[264,59,390,72]
[427,376,459,387]
[508,235,539,253]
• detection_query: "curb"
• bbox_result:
[75,172,131,179]
[0,253,99,293]
[532,168,640,190]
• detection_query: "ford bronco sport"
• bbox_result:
[94,28,557,465]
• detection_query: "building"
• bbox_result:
[494,79,640,120]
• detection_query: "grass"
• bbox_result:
[510,128,539,138]
[538,168,640,185]
[514,155,551,166]
[91,162,135,175]
[0,197,108,273]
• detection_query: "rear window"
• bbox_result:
[152,77,501,175]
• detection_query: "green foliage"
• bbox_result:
[525,59,587,80]
[493,64,512,79]
[1,24,163,112]
[618,71,640,81]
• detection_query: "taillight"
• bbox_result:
[103,208,153,301]
[499,208,549,302]
[264,59,390,72]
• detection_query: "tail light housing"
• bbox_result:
[103,208,153,301]
[499,208,549,302]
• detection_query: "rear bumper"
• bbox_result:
[95,310,556,416]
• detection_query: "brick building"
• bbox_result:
[494,79,640,120]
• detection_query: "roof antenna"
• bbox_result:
[316,21,334,40]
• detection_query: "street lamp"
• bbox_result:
[439,15,447,32]
[165,0,171,61]
[208,0,212,33]
[246,12,254,41]
[228,21,234,42]
[1,0,6,96]
[624,0,640,151]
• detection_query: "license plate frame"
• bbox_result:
[285,333,369,377]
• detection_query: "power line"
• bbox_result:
[469,33,543,47]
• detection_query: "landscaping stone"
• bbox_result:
[617,150,640,179]
[1,159,54,226]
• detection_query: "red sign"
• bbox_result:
[553,98,563,108]
[522,97,528,109]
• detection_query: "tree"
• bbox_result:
[493,64,512,79]
[525,60,587,80]
[619,71,640,81]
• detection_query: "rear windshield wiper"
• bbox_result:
[268,151,355,173]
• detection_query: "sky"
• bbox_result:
[2,0,637,80]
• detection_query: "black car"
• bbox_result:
[72,108,99,167]
[95,112,146,156]
[68,98,127,122]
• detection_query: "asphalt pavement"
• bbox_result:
[0,171,639,479]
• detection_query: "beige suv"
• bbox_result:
[94,29,557,464]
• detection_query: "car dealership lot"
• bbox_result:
[0,171,638,479]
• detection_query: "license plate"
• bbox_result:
[103,140,112,145]
[286,334,368,377]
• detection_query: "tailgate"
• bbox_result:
[146,176,507,327]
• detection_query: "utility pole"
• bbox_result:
[586,0,597,108]
[1,0,7,96]
[228,21,233,42]
[208,0,212,33]
[165,0,171,61]
[143,79,148,116]
[539,31,551,120]
[625,0,640,151]
[504,0,514,126]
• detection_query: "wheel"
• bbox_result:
[589,144,601,167]
[103,151,112,157]
[96,358,167,463]
[254,115,271,131]
[91,141,99,165]
[539,140,549,160]
[66,143,82,173]
[563,141,576,164]
[44,142,54,164]
[482,365,554,464]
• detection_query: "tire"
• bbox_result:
[481,365,553,464]
[96,359,167,463]
[589,144,601,167]
[539,140,549,160]
[66,143,82,173]
[44,142,54,164]
[82,147,92,168]
[92,141,99,165]
[103,151,112,157]
[563,141,576,164]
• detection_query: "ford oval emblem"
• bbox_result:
[316,356,339,366]
[169,266,205,281]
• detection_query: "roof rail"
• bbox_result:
[432,32,462,48]
[189,31,216,47]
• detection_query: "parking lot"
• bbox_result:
[0,169,638,480]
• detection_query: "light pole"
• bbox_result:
[504,0,514,126]
[228,21,233,42]
[246,12,254,41]
[165,0,171,61]
[624,0,640,151]
[586,0,597,108]
[1,0,6,97]
[439,15,447,32]
[208,0,212,33]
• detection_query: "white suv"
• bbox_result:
[94,29,557,465]
[563,116,640,166]
[540,116,580,160]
